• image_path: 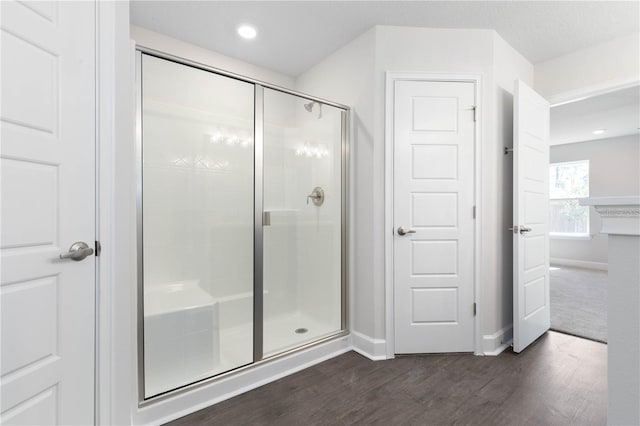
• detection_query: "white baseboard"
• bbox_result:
[551,257,608,271]
[350,330,388,361]
[137,335,352,425]
[482,325,513,356]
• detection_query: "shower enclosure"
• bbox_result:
[136,50,348,400]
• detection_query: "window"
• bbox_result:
[549,160,589,237]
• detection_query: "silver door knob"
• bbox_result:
[60,241,94,261]
[508,226,532,234]
[397,227,416,236]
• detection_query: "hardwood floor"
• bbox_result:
[167,331,606,425]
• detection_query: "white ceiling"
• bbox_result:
[130,1,639,77]
[550,85,640,145]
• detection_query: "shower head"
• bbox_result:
[303,101,323,119]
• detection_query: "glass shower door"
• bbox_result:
[141,54,255,398]
[262,88,344,357]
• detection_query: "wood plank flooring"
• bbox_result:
[167,331,606,425]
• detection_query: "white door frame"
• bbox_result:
[95,1,136,424]
[384,72,483,358]
[96,1,113,423]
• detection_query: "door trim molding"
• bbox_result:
[96,2,114,423]
[384,72,483,358]
[96,2,136,424]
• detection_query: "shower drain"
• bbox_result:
[294,328,308,334]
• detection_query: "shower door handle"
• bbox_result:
[397,227,416,236]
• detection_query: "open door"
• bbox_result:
[1,1,96,423]
[512,80,550,353]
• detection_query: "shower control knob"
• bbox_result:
[306,187,325,206]
[397,227,416,236]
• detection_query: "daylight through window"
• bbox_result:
[549,160,590,236]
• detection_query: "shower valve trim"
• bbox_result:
[307,187,325,206]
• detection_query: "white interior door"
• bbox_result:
[393,79,475,354]
[1,1,96,424]
[512,79,551,353]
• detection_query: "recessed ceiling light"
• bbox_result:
[237,24,257,40]
[592,129,606,135]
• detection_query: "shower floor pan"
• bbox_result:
[145,309,339,397]
[219,310,340,365]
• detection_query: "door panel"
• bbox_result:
[393,80,475,354]
[1,1,95,424]
[512,80,551,353]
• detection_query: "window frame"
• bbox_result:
[549,160,590,238]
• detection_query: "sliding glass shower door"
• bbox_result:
[140,54,255,397]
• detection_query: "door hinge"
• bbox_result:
[473,205,476,219]
[472,106,477,122]
[95,240,102,257]
[473,302,477,316]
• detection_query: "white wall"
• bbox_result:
[550,135,640,265]
[375,27,489,345]
[534,33,640,103]
[297,25,534,354]
[296,28,377,338]
[131,26,295,90]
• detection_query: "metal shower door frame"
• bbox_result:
[135,47,350,404]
